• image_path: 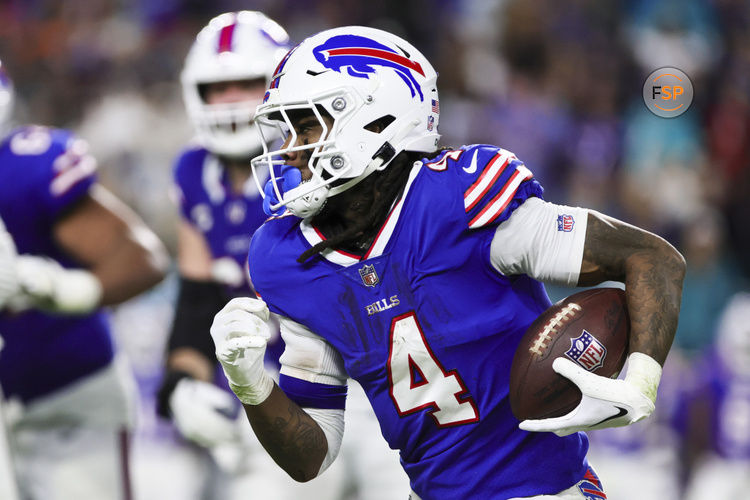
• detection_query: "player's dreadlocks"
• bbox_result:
[297,149,432,263]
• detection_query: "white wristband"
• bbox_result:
[229,373,274,406]
[624,352,662,404]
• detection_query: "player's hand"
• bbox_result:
[210,297,274,405]
[7,255,102,314]
[170,378,240,448]
[0,218,20,309]
[519,357,655,436]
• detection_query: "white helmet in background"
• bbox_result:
[181,11,290,159]
[716,292,750,377]
[0,60,14,129]
[252,26,440,217]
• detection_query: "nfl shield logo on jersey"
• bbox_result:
[564,330,607,372]
[358,264,379,287]
[557,214,574,232]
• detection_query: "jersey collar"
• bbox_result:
[299,162,422,267]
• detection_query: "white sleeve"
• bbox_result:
[490,197,588,286]
[306,407,345,475]
[277,315,348,385]
[276,315,347,476]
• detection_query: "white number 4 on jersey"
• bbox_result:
[387,312,479,427]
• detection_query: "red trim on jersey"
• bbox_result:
[362,194,403,260]
[387,311,480,428]
[312,226,362,260]
[408,354,429,389]
[468,167,532,227]
[463,153,509,212]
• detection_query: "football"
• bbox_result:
[509,287,630,421]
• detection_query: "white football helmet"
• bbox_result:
[0,59,14,129]
[251,26,441,217]
[716,292,750,377]
[181,11,290,159]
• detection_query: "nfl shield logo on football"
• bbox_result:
[358,264,379,287]
[557,214,574,232]
[564,330,607,372]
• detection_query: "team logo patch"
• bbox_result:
[565,330,607,372]
[358,264,379,287]
[576,467,607,499]
[313,34,425,101]
[557,214,574,232]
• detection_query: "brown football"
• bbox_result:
[509,287,630,421]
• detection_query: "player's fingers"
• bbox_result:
[518,414,570,433]
[225,335,267,352]
[551,357,590,383]
[218,297,269,320]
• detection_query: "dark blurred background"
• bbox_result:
[2,1,749,498]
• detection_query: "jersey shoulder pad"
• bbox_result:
[173,146,211,218]
[3,126,98,216]
[422,144,544,230]
[247,214,302,301]
[173,146,209,188]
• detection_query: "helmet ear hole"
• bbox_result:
[363,115,396,133]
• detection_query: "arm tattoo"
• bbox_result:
[246,389,328,481]
[579,212,686,365]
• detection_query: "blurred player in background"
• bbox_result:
[208,26,686,499]
[0,59,168,500]
[584,353,685,500]
[680,291,750,500]
[155,12,406,499]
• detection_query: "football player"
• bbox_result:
[208,26,686,499]
[156,12,406,499]
[0,59,168,500]
[681,292,750,500]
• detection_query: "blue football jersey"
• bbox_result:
[173,146,269,297]
[249,145,589,499]
[0,126,112,403]
[684,351,750,460]
[173,146,284,365]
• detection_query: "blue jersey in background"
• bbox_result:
[0,126,111,403]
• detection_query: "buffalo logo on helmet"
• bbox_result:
[358,264,379,287]
[564,330,607,372]
[313,34,426,101]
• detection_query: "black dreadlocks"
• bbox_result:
[297,150,431,263]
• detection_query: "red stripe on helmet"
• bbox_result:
[324,47,425,76]
[217,19,237,53]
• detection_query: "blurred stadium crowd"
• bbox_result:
[1,0,749,498]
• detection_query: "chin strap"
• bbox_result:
[283,118,422,218]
